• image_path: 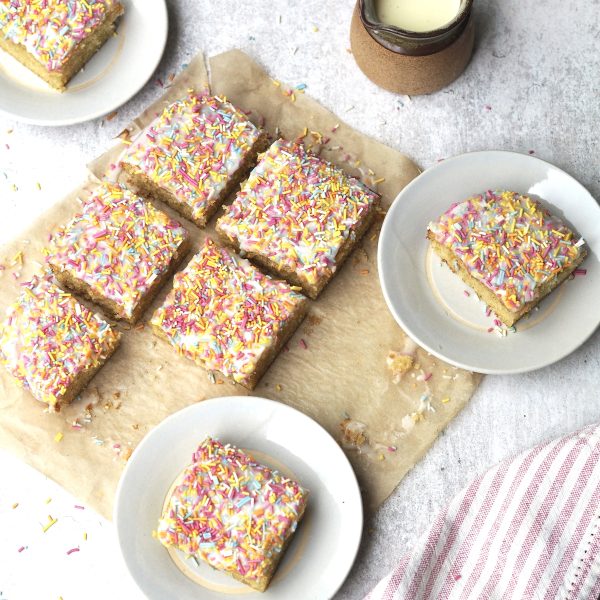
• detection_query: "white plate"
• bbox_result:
[378,150,600,374]
[0,0,167,126]
[114,396,363,600]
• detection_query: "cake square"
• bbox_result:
[157,437,309,592]
[46,182,191,324]
[426,190,588,326]
[0,0,124,91]
[0,274,121,408]
[121,94,269,228]
[151,238,308,389]
[216,138,380,299]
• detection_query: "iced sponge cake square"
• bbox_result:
[426,190,587,326]
[121,94,269,227]
[0,0,124,91]
[150,238,308,389]
[46,182,190,324]
[216,138,380,299]
[157,437,309,592]
[0,274,121,408]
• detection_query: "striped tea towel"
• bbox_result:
[366,423,600,600]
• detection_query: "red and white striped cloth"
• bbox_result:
[366,423,600,600]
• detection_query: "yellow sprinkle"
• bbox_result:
[45,497,52,504]
[276,384,282,392]
[54,432,64,443]
[83,532,88,541]
[378,453,385,461]
[36,182,42,190]
[42,515,57,533]
[271,78,281,87]
[374,177,386,184]
[11,184,17,192]
[442,397,451,403]
[12,502,18,509]
[312,25,319,32]
[302,127,308,137]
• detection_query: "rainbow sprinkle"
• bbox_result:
[427,190,586,312]
[46,182,188,322]
[151,238,306,387]
[121,94,262,225]
[216,139,379,296]
[157,437,308,587]
[0,0,119,72]
[0,274,120,407]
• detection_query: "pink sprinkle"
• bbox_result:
[66,547,80,555]
[18,546,25,553]
[423,372,432,382]
[155,78,164,87]
[463,290,470,297]
[5,144,9,150]
[574,268,587,276]
[387,446,397,452]
[484,104,492,111]
[528,150,535,155]
[110,163,117,170]
[74,505,85,510]
[299,339,308,349]
[71,423,82,430]
[113,443,121,450]
[487,327,494,333]
[454,573,462,581]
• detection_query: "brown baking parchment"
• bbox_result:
[0,50,480,519]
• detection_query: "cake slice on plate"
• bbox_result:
[157,437,309,592]
[427,190,587,326]
[0,0,124,91]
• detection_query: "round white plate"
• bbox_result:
[378,150,600,374]
[0,0,168,126]
[114,396,363,600]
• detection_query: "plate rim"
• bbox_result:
[377,149,600,375]
[0,0,168,126]
[113,395,364,599]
